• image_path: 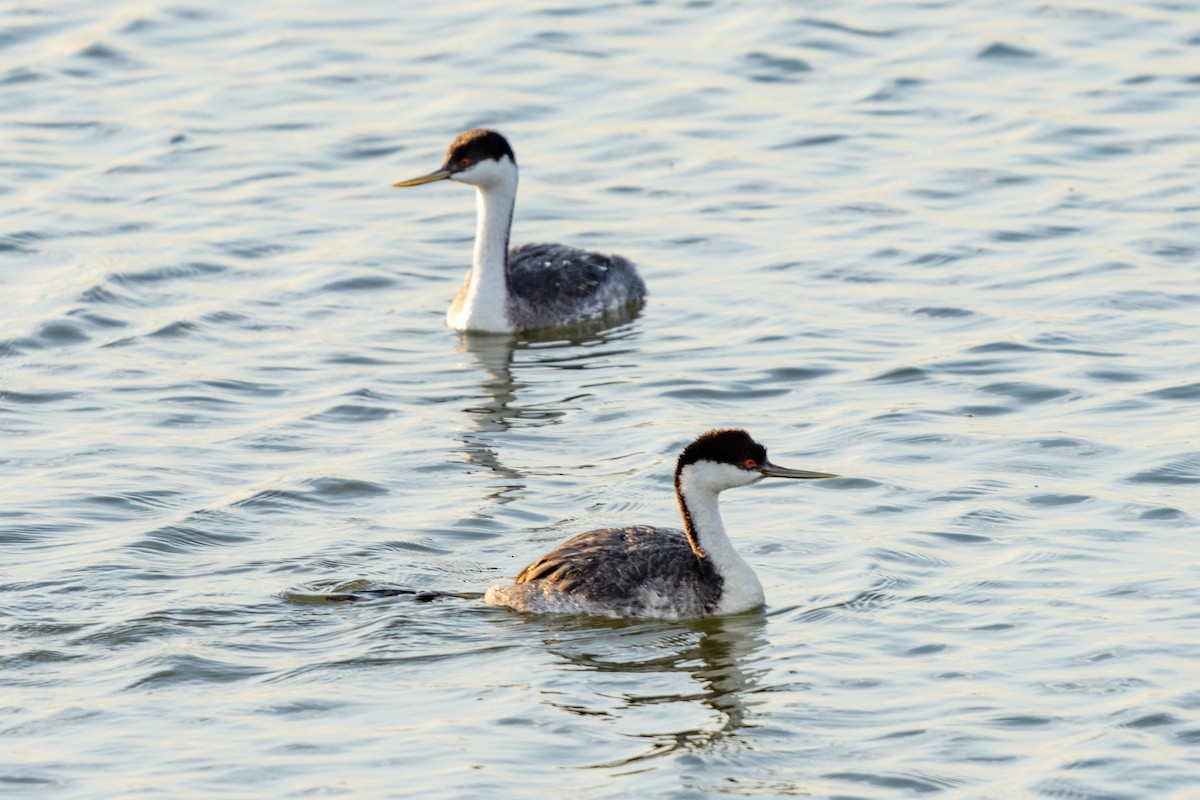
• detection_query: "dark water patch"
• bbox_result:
[1127,454,1200,485]
[70,611,213,648]
[162,393,239,410]
[742,51,811,82]
[926,531,995,545]
[1027,494,1090,507]
[0,774,57,788]
[1136,239,1198,261]
[659,385,790,402]
[760,365,837,382]
[834,202,904,218]
[863,77,925,102]
[200,379,286,398]
[951,404,1015,417]
[1026,437,1106,456]
[978,42,1039,60]
[81,490,183,518]
[373,538,450,556]
[147,320,201,339]
[1121,712,1180,729]
[310,391,395,421]
[1103,290,1200,311]
[823,770,947,794]
[0,230,45,253]
[871,366,928,383]
[991,714,1055,727]
[0,390,78,404]
[126,520,250,555]
[0,520,90,544]
[891,433,953,446]
[1145,381,1200,400]
[934,360,1014,376]
[981,382,1072,404]
[234,478,388,512]
[76,41,143,70]
[2,649,85,669]
[818,266,887,283]
[308,476,390,499]
[914,306,974,318]
[802,588,901,621]
[824,478,880,490]
[990,225,1081,242]
[333,136,403,160]
[958,507,1023,527]
[906,250,980,267]
[1034,125,1120,143]
[772,133,847,149]
[1134,506,1186,521]
[1087,368,1143,384]
[321,274,398,292]
[904,643,948,657]
[1032,778,1138,800]
[202,310,252,326]
[868,547,951,567]
[0,66,47,86]
[110,261,227,287]
[324,353,399,366]
[798,18,897,38]
[217,241,293,260]
[1081,142,1136,159]
[232,489,319,513]
[77,284,138,306]
[969,341,1036,354]
[126,653,268,690]
[33,321,89,347]
[69,310,128,330]
[218,171,299,191]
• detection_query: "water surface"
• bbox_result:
[3,0,1199,797]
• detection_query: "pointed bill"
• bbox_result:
[758,460,839,480]
[392,168,452,188]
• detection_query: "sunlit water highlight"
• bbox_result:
[3,0,1199,797]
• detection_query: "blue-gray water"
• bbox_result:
[3,1,1199,797]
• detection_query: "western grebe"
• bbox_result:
[483,429,839,620]
[393,129,647,334]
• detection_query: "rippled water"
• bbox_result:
[4,0,1199,796]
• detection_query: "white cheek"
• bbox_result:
[450,156,513,187]
[683,462,761,493]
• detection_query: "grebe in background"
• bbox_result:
[393,129,646,334]
[484,429,838,620]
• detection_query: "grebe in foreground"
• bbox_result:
[484,429,839,620]
[393,129,646,333]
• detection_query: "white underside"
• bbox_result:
[482,583,698,621]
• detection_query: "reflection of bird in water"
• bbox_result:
[485,429,838,619]
[536,614,770,767]
[393,129,647,333]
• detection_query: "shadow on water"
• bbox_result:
[522,612,771,768]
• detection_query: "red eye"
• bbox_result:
[458,157,471,168]
[744,458,757,468]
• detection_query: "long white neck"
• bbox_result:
[677,467,765,614]
[445,170,517,333]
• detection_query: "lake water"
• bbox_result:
[3,0,1199,797]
